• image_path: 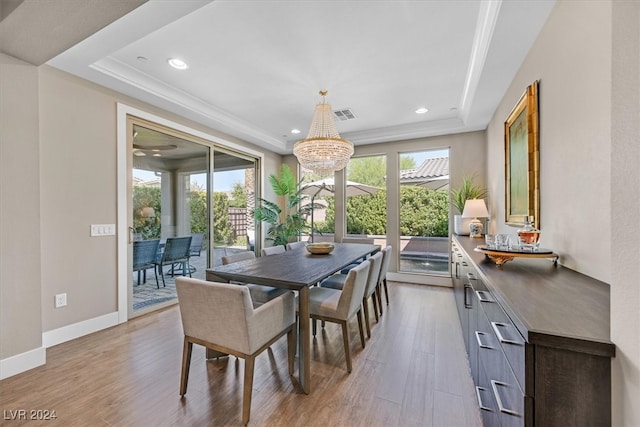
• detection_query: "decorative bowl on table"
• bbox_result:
[305,243,335,255]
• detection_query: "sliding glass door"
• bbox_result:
[128,120,260,316]
[130,123,210,314]
[211,148,258,266]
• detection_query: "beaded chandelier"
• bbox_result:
[293,90,354,176]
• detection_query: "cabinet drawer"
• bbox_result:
[476,362,500,427]
[466,270,487,292]
[480,292,526,391]
[480,350,525,427]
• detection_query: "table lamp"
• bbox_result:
[462,199,489,238]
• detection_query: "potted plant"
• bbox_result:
[451,175,488,235]
[252,164,313,247]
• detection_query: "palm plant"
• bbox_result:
[451,175,488,214]
[253,165,313,246]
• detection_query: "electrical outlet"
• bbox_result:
[55,293,67,308]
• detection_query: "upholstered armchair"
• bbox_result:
[175,277,296,425]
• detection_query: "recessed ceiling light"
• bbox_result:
[167,58,188,70]
[291,129,301,134]
[415,107,429,114]
[153,153,162,157]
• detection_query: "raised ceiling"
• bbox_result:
[8,0,556,154]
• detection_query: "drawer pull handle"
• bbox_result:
[475,331,493,349]
[476,290,493,303]
[464,284,472,309]
[475,386,492,411]
[491,322,523,346]
[491,380,520,416]
[466,272,476,280]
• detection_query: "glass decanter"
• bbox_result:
[517,216,540,251]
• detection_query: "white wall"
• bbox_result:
[486,0,611,282]
[611,1,640,426]
[1,63,282,376]
[486,2,639,425]
[0,53,43,371]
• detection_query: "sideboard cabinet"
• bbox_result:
[451,236,615,427]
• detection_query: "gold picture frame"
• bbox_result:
[505,80,539,228]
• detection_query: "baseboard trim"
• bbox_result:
[387,272,452,287]
[42,311,119,349]
[0,346,46,380]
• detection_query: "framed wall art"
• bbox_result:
[505,80,540,228]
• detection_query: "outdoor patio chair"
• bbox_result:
[133,239,160,285]
[187,233,204,274]
[153,236,192,288]
[176,277,296,425]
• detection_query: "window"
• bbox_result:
[345,155,387,246]
[398,149,450,275]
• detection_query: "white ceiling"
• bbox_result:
[46,0,556,155]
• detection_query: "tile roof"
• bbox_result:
[400,157,449,185]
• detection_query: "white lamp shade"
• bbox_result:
[462,199,489,218]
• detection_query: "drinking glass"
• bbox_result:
[485,234,495,249]
[496,234,509,250]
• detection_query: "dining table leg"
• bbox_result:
[298,286,310,394]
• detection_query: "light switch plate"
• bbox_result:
[90,224,116,236]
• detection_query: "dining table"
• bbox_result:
[206,242,380,394]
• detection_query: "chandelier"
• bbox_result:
[293,90,354,176]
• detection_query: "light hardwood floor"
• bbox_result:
[0,282,481,426]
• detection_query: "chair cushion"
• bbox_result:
[320,274,347,290]
[307,286,342,319]
[247,284,289,304]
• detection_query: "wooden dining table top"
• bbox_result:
[206,243,380,289]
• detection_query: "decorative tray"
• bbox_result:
[474,246,559,266]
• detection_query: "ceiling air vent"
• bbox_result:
[333,108,357,121]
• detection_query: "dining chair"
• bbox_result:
[153,236,192,288]
[286,241,307,251]
[132,239,160,285]
[377,245,393,310]
[261,245,286,256]
[341,236,375,244]
[175,277,296,425]
[320,251,384,338]
[339,236,375,273]
[221,251,288,305]
[307,260,370,372]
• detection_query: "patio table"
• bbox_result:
[206,242,379,394]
